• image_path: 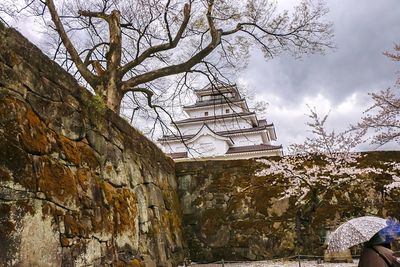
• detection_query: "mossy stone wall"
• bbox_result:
[0,22,185,267]
[176,152,400,263]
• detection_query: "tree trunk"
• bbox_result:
[103,10,123,114]
[106,84,123,114]
[96,83,123,114]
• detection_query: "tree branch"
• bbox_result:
[83,42,109,65]
[78,10,108,21]
[120,2,192,75]
[122,0,221,89]
[46,0,98,87]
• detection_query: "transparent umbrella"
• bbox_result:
[327,216,399,252]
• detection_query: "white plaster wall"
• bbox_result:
[231,133,263,147]
[232,105,243,113]
[185,107,211,118]
[187,135,229,158]
[185,104,245,118]
[179,125,203,135]
[267,127,276,140]
[178,119,253,135]
[162,135,230,156]
[162,141,186,153]
[211,120,252,132]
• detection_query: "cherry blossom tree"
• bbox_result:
[256,154,387,206]
[255,106,399,212]
[256,152,400,253]
[384,161,400,193]
[255,106,399,250]
[257,108,371,206]
[353,88,400,146]
[352,44,400,146]
[289,106,365,156]
[255,108,400,243]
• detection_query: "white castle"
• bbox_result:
[159,82,283,160]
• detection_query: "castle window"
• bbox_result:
[204,111,209,116]
[226,109,230,114]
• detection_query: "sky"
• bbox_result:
[3,0,399,152]
[238,0,400,152]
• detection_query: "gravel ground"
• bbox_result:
[187,260,359,267]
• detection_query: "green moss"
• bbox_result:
[84,94,108,130]
[90,94,107,114]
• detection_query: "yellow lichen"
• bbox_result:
[37,157,78,205]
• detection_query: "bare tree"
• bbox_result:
[352,44,400,146]
[1,0,333,120]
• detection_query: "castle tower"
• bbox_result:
[158,82,283,160]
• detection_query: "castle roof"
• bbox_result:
[225,144,282,154]
[174,112,256,126]
[159,81,282,160]
[158,122,274,142]
[185,124,234,145]
[168,143,283,159]
[194,82,240,97]
[183,98,247,110]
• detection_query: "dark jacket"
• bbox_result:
[358,245,400,267]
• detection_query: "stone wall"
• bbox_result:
[0,22,185,266]
[176,152,400,263]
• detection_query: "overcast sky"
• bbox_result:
[239,0,400,152]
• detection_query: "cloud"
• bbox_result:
[239,0,400,151]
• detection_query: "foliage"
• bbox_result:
[90,94,107,114]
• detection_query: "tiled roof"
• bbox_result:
[195,82,237,92]
[183,98,245,109]
[218,124,273,135]
[158,124,273,142]
[167,144,282,159]
[174,112,255,124]
[226,144,282,154]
